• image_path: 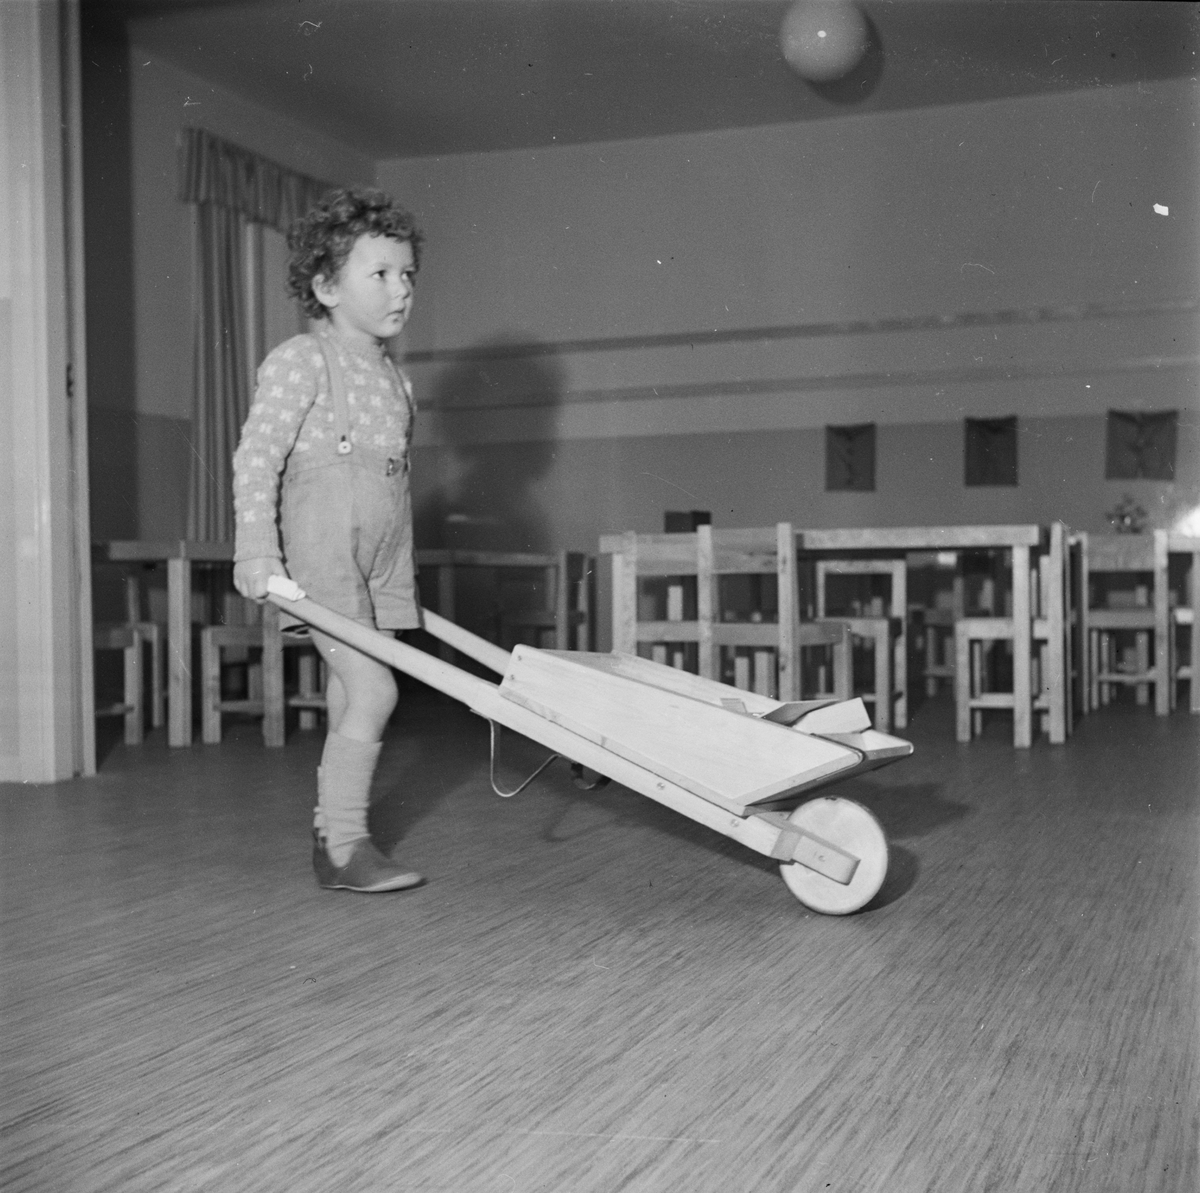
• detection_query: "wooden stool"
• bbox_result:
[120,574,165,730]
[794,621,853,703]
[199,624,264,744]
[837,616,898,732]
[1081,531,1169,715]
[94,624,145,745]
[921,607,956,695]
[906,557,962,696]
[260,602,327,747]
[955,617,1019,742]
[815,558,907,730]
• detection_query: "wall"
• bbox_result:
[81,10,376,542]
[379,78,1199,564]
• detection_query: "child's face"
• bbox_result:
[313,233,416,346]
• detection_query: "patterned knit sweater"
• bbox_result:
[232,330,415,562]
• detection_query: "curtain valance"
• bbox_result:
[178,127,333,233]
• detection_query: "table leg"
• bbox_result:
[167,557,192,747]
[1012,545,1032,747]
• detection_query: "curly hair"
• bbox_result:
[287,187,423,320]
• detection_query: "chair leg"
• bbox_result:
[123,632,144,746]
[1089,629,1099,710]
[1169,623,1178,712]
[752,649,774,699]
[200,631,222,745]
[955,626,972,742]
[261,604,286,748]
[247,660,264,702]
[1135,631,1150,705]
[971,639,985,737]
[298,651,320,730]
[139,622,164,729]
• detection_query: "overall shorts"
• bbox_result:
[278,335,420,632]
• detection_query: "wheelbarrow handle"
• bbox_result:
[265,575,511,677]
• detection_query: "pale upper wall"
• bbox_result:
[378,78,1199,445]
[386,80,1197,340]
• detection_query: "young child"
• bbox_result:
[232,187,425,893]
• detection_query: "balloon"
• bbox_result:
[780,0,870,83]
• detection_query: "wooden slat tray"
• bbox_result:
[498,648,866,813]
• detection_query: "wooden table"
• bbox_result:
[94,540,235,747]
[797,525,1042,746]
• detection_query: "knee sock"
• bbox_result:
[314,731,383,865]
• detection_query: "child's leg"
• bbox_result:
[310,629,398,865]
[314,629,397,742]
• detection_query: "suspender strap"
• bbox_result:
[315,334,353,455]
[383,356,417,453]
[315,333,415,457]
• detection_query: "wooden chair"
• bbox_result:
[602,523,851,704]
[953,533,1052,745]
[200,622,264,744]
[954,523,1077,745]
[905,554,963,696]
[814,557,907,731]
[89,552,165,731]
[200,595,265,744]
[1080,530,1170,716]
[1167,533,1200,713]
[94,624,145,745]
[201,602,328,747]
[120,571,165,730]
[260,602,327,747]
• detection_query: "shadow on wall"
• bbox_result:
[413,334,564,553]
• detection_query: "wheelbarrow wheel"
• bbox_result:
[779,797,888,915]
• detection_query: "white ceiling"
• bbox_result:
[108,0,1198,158]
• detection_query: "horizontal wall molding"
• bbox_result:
[413,370,1198,449]
[407,296,1198,365]
[420,353,1199,415]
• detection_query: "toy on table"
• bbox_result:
[266,575,913,915]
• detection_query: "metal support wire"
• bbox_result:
[487,720,560,798]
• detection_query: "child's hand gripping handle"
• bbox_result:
[265,574,307,602]
[263,574,511,679]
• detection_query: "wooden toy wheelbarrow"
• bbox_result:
[266,576,913,914]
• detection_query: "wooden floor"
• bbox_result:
[3,688,1197,1193]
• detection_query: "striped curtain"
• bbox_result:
[179,128,332,541]
[187,202,248,542]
